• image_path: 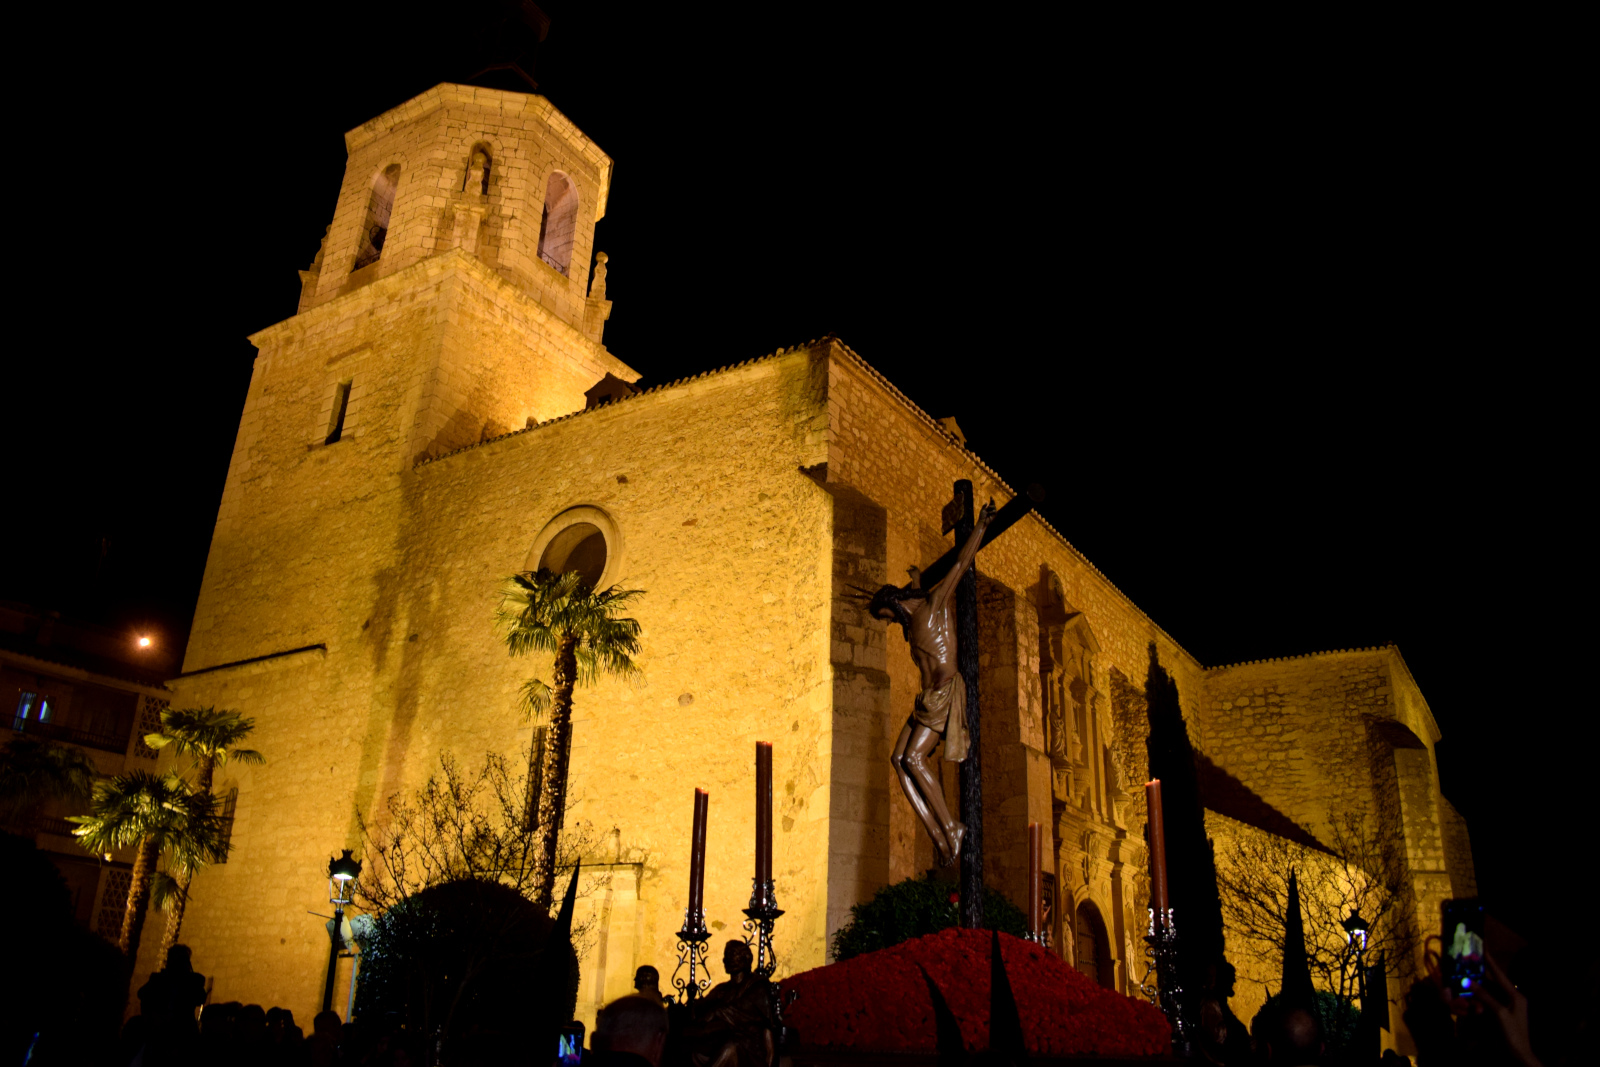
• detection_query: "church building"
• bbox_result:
[156,79,1474,1046]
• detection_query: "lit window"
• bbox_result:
[15,691,37,721]
[38,697,52,723]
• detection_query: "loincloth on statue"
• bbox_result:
[912,675,969,762]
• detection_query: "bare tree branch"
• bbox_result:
[1216,812,1416,1000]
[353,748,634,957]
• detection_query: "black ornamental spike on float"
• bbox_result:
[534,860,582,1063]
[987,929,1026,1065]
[1281,869,1316,1008]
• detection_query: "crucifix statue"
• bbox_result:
[864,501,996,867]
[855,481,1043,925]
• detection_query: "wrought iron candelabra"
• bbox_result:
[742,878,784,978]
[743,877,789,1046]
[1140,906,1189,1053]
[673,905,712,1002]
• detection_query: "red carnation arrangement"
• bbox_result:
[779,927,1170,1058]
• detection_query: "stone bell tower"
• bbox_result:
[297,83,616,341]
[260,81,634,470]
[191,83,636,658]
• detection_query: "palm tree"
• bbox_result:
[143,707,263,962]
[70,771,228,963]
[498,569,642,908]
[0,735,98,825]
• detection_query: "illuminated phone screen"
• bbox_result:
[1441,898,1486,996]
[558,1022,585,1066]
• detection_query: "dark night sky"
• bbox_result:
[5,7,1585,950]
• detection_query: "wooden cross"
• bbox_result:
[921,481,1045,928]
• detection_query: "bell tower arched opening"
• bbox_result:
[354,165,400,270]
[537,171,578,275]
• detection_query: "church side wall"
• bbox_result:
[1200,650,1462,1053]
[169,349,834,1032]
[822,348,1204,984]
[1197,652,1396,846]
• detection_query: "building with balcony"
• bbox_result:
[1,602,177,939]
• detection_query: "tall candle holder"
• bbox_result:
[741,878,784,979]
[675,788,712,1002]
[674,906,713,1002]
[1140,906,1188,1053]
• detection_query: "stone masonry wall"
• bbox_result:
[1439,796,1476,898]
[168,348,835,1030]
[196,252,628,669]
[1198,651,1407,846]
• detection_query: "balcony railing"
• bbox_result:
[10,716,128,753]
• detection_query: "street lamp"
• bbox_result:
[1342,909,1370,955]
[322,850,362,1014]
[1343,908,1372,1032]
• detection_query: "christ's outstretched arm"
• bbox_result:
[929,500,996,611]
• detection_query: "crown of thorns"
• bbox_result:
[843,567,928,605]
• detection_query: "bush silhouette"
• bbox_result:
[832,872,1028,961]
[354,877,578,1063]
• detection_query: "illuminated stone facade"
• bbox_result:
[154,84,1471,1050]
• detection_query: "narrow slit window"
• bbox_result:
[326,380,352,444]
[354,164,400,270]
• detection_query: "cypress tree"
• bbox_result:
[1143,642,1228,1004]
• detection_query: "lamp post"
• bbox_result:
[322,850,362,1015]
[1342,909,1370,999]
[1342,908,1373,1053]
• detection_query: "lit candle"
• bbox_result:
[1028,821,1042,937]
[755,742,773,890]
[689,788,709,920]
[1145,779,1169,920]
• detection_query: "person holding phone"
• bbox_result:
[589,995,669,1066]
[1405,899,1542,1067]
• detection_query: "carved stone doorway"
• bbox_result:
[1074,900,1115,989]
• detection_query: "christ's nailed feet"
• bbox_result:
[941,822,966,866]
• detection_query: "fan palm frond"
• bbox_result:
[0,736,99,820]
[145,707,262,769]
[151,869,189,912]
[70,771,230,864]
[518,678,553,720]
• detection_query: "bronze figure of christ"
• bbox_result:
[866,500,996,866]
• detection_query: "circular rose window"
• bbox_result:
[538,521,607,588]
